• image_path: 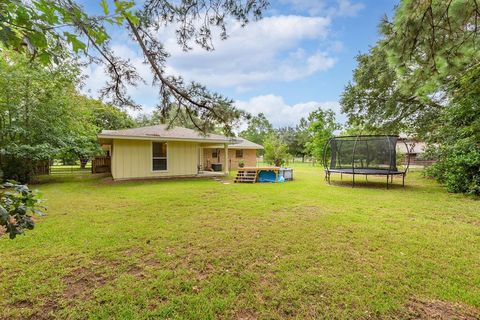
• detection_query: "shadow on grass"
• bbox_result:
[327,177,409,190]
[32,172,109,185]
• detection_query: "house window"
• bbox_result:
[236,149,243,158]
[212,150,218,158]
[152,142,167,171]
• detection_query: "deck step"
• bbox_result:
[234,169,259,183]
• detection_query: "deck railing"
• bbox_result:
[92,156,111,174]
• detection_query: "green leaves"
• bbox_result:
[101,0,109,15]
[263,134,289,167]
[341,0,480,195]
[0,181,45,239]
[112,0,138,25]
[306,108,339,161]
[64,32,86,53]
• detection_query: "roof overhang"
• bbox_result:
[229,146,264,150]
[97,134,240,145]
[202,144,263,150]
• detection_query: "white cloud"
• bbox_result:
[336,0,365,17]
[235,94,344,128]
[81,44,156,104]
[161,15,336,88]
[81,15,337,102]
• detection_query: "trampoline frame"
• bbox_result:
[322,135,410,188]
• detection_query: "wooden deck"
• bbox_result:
[234,167,281,183]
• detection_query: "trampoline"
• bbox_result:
[322,135,410,188]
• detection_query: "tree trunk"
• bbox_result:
[80,157,88,169]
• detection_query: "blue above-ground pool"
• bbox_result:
[257,169,290,183]
[258,170,277,182]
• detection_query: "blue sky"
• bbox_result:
[82,0,398,128]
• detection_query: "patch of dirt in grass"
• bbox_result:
[232,309,258,320]
[404,298,480,319]
[127,264,147,279]
[125,252,162,279]
[13,297,61,320]
[123,246,143,257]
[62,266,109,300]
[11,299,33,309]
[147,296,169,312]
[37,298,60,319]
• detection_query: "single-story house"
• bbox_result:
[97,125,263,180]
[397,135,434,166]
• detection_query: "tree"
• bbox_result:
[263,134,289,167]
[381,0,480,100]
[340,0,480,194]
[341,123,379,136]
[293,118,311,162]
[0,0,268,134]
[306,108,340,162]
[340,47,439,136]
[276,126,296,156]
[60,95,137,167]
[0,50,83,182]
[90,100,136,130]
[424,65,480,195]
[239,113,273,153]
[0,49,130,179]
[276,122,310,162]
[342,1,480,136]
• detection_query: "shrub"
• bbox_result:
[0,182,45,239]
[425,140,480,195]
[238,159,245,168]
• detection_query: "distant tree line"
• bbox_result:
[239,109,340,167]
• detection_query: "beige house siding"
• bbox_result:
[203,148,257,170]
[112,139,199,180]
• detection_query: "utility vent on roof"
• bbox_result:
[145,133,162,136]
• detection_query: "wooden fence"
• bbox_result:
[35,160,51,175]
[92,156,111,174]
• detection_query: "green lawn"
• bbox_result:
[1,164,479,319]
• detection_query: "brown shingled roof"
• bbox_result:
[230,137,264,149]
[98,125,239,143]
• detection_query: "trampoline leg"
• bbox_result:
[402,174,405,188]
[365,175,368,181]
[352,173,355,188]
[341,173,343,180]
[391,175,393,183]
[386,174,389,189]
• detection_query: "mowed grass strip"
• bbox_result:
[0,164,479,319]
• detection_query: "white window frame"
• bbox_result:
[152,141,168,172]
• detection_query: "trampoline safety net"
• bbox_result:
[326,135,399,172]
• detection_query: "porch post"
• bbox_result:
[198,145,204,173]
[224,143,229,175]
